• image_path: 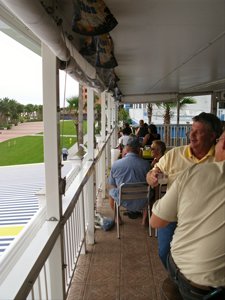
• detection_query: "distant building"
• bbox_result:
[128,95,220,124]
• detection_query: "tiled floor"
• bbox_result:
[67,193,168,300]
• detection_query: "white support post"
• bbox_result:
[106,93,111,168]
[87,87,94,161]
[100,92,106,198]
[101,91,106,142]
[42,43,64,299]
[107,94,111,135]
[86,87,95,244]
[111,101,118,148]
[109,96,115,148]
[42,45,61,219]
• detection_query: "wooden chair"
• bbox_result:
[115,182,149,239]
[148,183,167,237]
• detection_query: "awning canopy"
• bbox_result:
[0,0,225,103]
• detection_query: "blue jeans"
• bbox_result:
[158,222,177,269]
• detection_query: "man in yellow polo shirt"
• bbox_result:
[146,112,222,268]
[150,130,225,299]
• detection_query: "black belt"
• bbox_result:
[168,253,225,295]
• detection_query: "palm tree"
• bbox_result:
[0,97,25,126]
[66,96,79,137]
[118,106,130,124]
[0,97,11,125]
[159,97,196,144]
[147,103,153,124]
[24,104,35,120]
[36,105,43,121]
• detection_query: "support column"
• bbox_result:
[100,92,106,198]
[78,84,84,155]
[42,43,64,299]
[86,87,95,244]
[106,93,111,168]
[111,101,118,148]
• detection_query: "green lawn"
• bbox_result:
[0,136,44,166]
[0,120,87,166]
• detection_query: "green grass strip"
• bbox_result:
[0,120,87,166]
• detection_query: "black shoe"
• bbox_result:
[127,211,140,219]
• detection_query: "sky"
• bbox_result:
[0,31,79,107]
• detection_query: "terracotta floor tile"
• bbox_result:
[67,282,85,300]
[120,284,156,300]
[66,193,167,300]
[83,284,120,300]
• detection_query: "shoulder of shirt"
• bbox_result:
[161,145,187,157]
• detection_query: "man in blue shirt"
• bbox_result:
[108,135,150,221]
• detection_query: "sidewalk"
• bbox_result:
[0,122,44,143]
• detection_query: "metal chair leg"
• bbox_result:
[148,203,152,237]
[117,205,120,239]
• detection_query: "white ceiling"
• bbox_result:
[105,0,225,101]
[0,0,225,103]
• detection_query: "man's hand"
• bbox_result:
[146,167,161,187]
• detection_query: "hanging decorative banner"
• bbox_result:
[72,0,118,36]
[95,34,118,68]
[80,34,118,69]
[80,36,97,56]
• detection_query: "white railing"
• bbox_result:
[156,124,191,146]
[0,132,112,300]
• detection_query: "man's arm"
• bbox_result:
[150,213,170,228]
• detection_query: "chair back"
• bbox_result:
[116,182,149,238]
[119,182,149,205]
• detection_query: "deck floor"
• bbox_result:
[67,193,167,300]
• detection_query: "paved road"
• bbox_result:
[0,122,44,143]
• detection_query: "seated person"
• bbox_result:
[150,140,166,168]
[119,127,131,149]
[117,123,132,153]
[136,119,149,139]
[123,122,132,135]
[108,135,150,223]
[142,140,166,225]
[150,130,225,300]
[146,112,222,269]
[142,124,160,147]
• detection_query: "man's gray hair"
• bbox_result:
[192,112,222,138]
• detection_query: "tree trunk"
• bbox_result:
[147,103,153,124]
[163,105,171,145]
